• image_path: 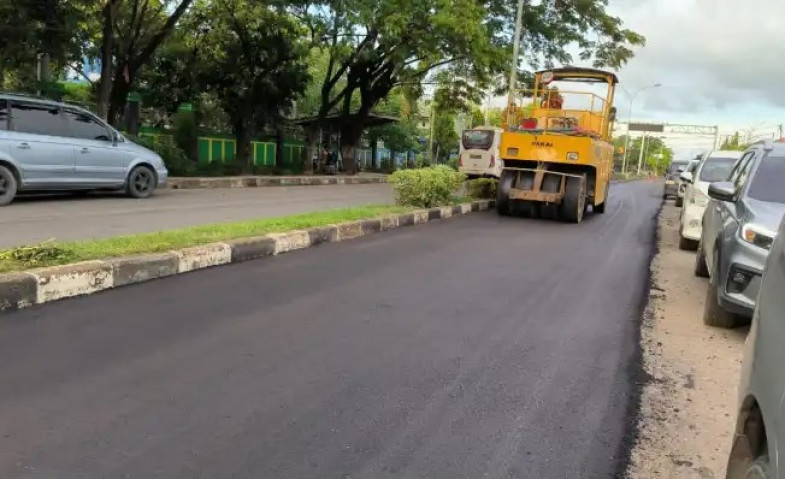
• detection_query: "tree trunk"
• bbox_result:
[234,119,253,175]
[371,140,378,171]
[340,123,363,176]
[108,70,131,128]
[97,1,118,120]
[275,126,285,172]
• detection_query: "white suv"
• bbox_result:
[678,150,743,250]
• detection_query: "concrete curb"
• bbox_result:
[0,200,494,312]
[167,175,388,190]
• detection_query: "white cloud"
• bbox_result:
[610,0,785,131]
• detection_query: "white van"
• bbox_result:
[459,126,503,179]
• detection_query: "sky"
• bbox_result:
[487,0,785,159]
[605,0,785,158]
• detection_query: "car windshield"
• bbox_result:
[699,158,737,182]
[462,130,494,150]
[747,156,785,203]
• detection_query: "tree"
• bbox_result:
[0,0,90,90]
[290,0,503,174]
[614,135,671,174]
[432,111,458,163]
[94,0,194,124]
[290,0,644,174]
[183,0,310,172]
[720,132,750,151]
[367,89,422,167]
[470,106,486,128]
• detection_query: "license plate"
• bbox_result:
[665,180,674,185]
[470,154,483,160]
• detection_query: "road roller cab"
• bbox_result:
[497,67,618,223]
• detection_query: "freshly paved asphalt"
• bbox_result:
[1,184,394,248]
[0,181,662,479]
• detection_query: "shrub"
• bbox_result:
[466,178,498,199]
[389,165,466,208]
[128,134,195,176]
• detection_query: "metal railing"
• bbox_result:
[504,89,611,139]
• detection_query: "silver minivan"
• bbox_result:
[0,93,168,206]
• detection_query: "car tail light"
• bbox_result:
[458,154,463,167]
[489,155,495,167]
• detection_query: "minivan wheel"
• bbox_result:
[126,166,156,199]
[0,165,18,206]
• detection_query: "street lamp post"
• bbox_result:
[621,83,662,174]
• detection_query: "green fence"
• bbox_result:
[138,132,306,172]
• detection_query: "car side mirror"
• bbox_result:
[708,181,736,202]
[679,172,693,183]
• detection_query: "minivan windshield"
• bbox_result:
[462,130,494,150]
[747,156,785,204]
[699,157,737,183]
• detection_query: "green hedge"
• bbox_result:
[389,166,466,208]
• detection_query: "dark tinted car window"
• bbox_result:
[0,100,7,130]
[747,155,785,203]
[462,130,494,150]
[11,102,69,137]
[64,110,111,141]
[699,158,737,182]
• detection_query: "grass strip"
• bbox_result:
[0,205,411,273]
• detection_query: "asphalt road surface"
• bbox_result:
[0,181,661,479]
[1,184,394,249]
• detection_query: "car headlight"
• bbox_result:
[740,223,776,250]
[690,189,709,207]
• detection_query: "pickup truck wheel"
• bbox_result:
[497,170,514,216]
[703,251,747,328]
[694,239,710,278]
[560,175,586,223]
[0,165,18,206]
[679,235,698,251]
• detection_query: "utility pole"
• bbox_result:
[779,124,783,140]
[506,0,525,128]
[637,132,647,175]
[713,126,720,150]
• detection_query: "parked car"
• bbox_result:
[675,158,701,207]
[678,150,744,250]
[695,140,785,328]
[725,213,785,478]
[0,93,168,206]
[664,160,689,199]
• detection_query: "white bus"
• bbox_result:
[459,126,504,179]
